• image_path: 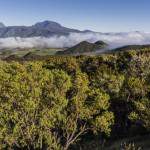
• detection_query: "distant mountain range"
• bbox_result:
[1,20,150,56]
[0,21,94,38]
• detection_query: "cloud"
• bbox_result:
[0,31,150,49]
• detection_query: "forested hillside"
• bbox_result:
[0,48,150,149]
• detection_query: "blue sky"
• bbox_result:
[0,0,150,32]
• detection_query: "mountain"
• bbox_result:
[34,21,80,33]
[56,40,108,55]
[0,21,81,38]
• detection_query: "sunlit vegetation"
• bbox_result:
[0,48,150,149]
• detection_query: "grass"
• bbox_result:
[0,48,64,58]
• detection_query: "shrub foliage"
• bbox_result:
[0,49,150,149]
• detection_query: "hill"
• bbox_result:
[56,40,108,55]
[112,44,150,52]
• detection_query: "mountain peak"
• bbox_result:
[34,20,62,28]
[95,40,108,46]
[0,22,5,28]
[83,30,94,33]
[78,41,91,45]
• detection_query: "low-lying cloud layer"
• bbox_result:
[0,31,150,49]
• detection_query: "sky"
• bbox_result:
[0,0,150,32]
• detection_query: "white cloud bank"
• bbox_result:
[0,31,150,49]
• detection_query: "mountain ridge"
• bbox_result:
[0,20,84,38]
[0,21,146,39]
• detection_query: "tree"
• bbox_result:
[62,71,114,150]
[129,98,150,131]
[91,64,124,95]
[0,62,71,149]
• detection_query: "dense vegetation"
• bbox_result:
[0,48,150,149]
